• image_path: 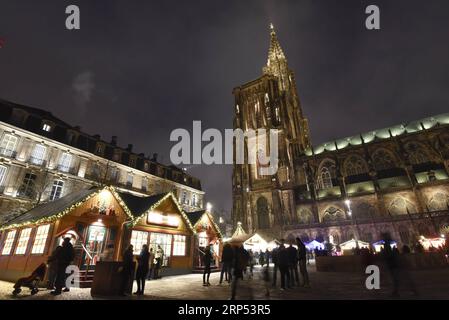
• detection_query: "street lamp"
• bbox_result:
[206,202,212,212]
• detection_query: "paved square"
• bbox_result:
[1,265,448,300]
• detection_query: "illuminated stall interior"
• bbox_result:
[187,210,222,269]
[0,186,196,284]
[226,222,277,252]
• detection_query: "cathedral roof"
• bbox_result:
[307,112,449,156]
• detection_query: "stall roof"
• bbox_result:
[0,187,99,230]
[0,186,195,232]
[186,210,205,226]
[186,210,223,239]
[116,191,168,218]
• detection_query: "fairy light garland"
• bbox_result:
[0,191,99,231]
[0,186,196,235]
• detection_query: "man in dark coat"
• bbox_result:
[277,239,291,290]
[230,245,249,300]
[135,244,150,295]
[51,238,75,295]
[296,237,310,287]
[287,243,299,287]
[219,242,234,284]
[120,244,135,296]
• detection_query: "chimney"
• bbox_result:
[111,136,117,146]
[93,134,101,140]
[127,144,133,152]
[74,126,81,131]
[151,153,158,162]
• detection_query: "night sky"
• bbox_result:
[1,0,448,217]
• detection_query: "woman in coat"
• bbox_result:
[135,244,150,295]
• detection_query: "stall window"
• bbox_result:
[173,235,186,256]
[149,232,172,266]
[31,224,50,254]
[130,230,149,255]
[15,228,32,254]
[1,230,17,255]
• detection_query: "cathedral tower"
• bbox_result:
[231,25,311,233]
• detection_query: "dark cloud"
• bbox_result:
[0,0,448,217]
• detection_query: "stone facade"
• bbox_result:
[0,99,204,223]
[231,26,449,246]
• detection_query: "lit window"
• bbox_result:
[1,230,16,255]
[42,124,52,132]
[17,173,37,198]
[130,230,149,255]
[149,232,172,266]
[192,194,197,207]
[15,228,32,255]
[181,191,187,204]
[144,162,149,171]
[50,180,64,200]
[173,235,186,256]
[30,144,46,165]
[0,165,7,186]
[126,173,133,187]
[236,104,240,114]
[0,134,18,157]
[141,178,148,192]
[58,153,72,172]
[275,107,280,122]
[31,224,50,254]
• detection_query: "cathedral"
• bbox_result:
[231,25,449,247]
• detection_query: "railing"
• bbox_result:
[28,156,47,167]
[0,148,17,159]
[57,164,78,175]
[284,210,449,230]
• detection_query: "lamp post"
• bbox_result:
[345,199,359,246]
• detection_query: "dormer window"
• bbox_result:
[42,123,52,132]
[95,143,104,155]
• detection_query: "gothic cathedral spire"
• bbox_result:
[263,23,289,91]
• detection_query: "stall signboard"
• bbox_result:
[147,211,180,227]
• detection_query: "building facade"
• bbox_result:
[232,26,449,247]
[0,99,204,224]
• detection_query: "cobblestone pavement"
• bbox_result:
[1,265,448,300]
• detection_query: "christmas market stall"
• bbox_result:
[186,210,223,270]
[0,186,196,284]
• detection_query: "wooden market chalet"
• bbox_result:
[0,186,223,286]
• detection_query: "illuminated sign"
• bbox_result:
[147,211,180,227]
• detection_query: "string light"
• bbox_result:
[0,186,197,234]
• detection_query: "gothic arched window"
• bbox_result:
[372,149,396,171]
[322,206,345,222]
[405,142,430,165]
[428,192,449,211]
[389,197,416,215]
[317,160,336,189]
[344,155,368,176]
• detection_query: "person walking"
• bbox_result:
[278,240,291,290]
[248,249,254,279]
[135,244,150,295]
[296,237,310,287]
[147,247,155,280]
[51,238,75,295]
[271,245,279,287]
[153,245,164,279]
[46,245,61,290]
[120,245,135,296]
[230,245,249,300]
[219,243,233,284]
[287,242,299,287]
[202,245,213,286]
